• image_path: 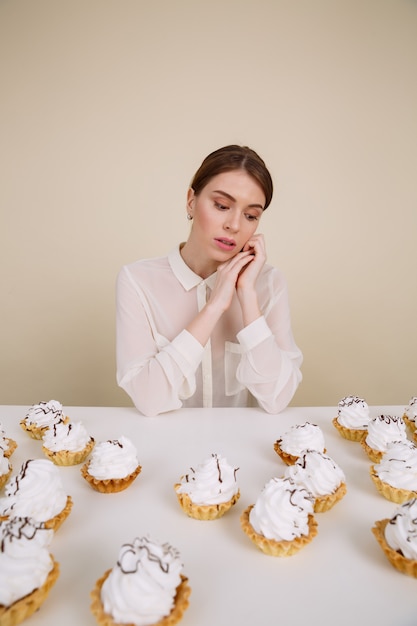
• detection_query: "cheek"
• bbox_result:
[195,205,216,231]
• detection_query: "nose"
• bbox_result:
[224,210,239,233]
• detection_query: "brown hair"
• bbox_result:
[190,145,273,210]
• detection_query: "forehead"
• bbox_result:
[204,170,266,206]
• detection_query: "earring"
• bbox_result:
[187,214,193,221]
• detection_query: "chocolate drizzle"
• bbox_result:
[117,537,181,575]
[1,517,46,552]
[339,396,365,407]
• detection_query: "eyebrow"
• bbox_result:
[213,190,264,211]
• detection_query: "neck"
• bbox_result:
[180,241,217,279]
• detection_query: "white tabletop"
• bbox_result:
[1,405,416,626]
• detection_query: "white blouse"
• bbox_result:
[116,246,302,416]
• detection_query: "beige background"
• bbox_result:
[1,0,416,410]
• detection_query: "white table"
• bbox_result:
[1,405,416,626]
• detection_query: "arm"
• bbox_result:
[235,268,303,413]
[116,267,204,416]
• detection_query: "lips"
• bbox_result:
[214,237,236,250]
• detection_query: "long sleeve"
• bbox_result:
[235,270,303,413]
[116,265,204,416]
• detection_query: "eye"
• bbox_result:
[214,201,229,211]
[245,213,259,221]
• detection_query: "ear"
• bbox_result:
[186,187,195,215]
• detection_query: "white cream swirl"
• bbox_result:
[101,536,183,626]
[365,415,407,452]
[373,440,417,490]
[249,477,314,541]
[0,517,54,606]
[0,459,68,521]
[337,395,370,429]
[404,397,417,424]
[87,436,139,479]
[384,498,417,560]
[175,453,239,505]
[285,450,346,497]
[42,420,93,452]
[23,400,64,428]
[278,422,325,456]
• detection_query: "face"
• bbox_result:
[184,170,265,275]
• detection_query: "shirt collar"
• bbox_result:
[168,245,217,291]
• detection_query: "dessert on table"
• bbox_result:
[372,497,417,578]
[91,535,191,626]
[332,395,370,441]
[0,450,12,490]
[0,421,17,458]
[369,439,417,503]
[0,458,72,531]
[20,400,68,440]
[81,436,142,493]
[285,449,347,512]
[240,476,318,556]
[0,516,60,626]
[174,453,240,520]
[274,421,326,465]
[361,414,407,463]
[42,420,95,466]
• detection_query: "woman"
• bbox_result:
[116,145,302,416]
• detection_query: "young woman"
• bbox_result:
[116,145,302,415]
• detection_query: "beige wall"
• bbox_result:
[1,0,416,409]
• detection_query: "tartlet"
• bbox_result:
[332,395,370,442]
[0,517,60,626]
[42,420,95,466]
[174,453,240,520]
[274,422,326,465]
[240,476,317,556]
[81,436,142,493]
[372,498,417,578]
[90,536,190,626]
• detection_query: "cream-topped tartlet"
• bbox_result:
[285,449,347,512]
[240,476,317,556]
[372,498,417,578]
[361,414,407,463]
[42,420,95,465]
[81,436,142,493]
[370,439,417,503]
[0,458,72,531]
[0,421,17,458]
[0,451,12,490]
[91,536,191,626]
[274,422,326,465]
[20,400,67,440]
[174,453,240,520]
[0,516,59,625]
[332,395,370,441]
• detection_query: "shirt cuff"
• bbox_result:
[170,329,205,370]
[236,316,272,352]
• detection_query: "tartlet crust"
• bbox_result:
[81,463,142,493]
[240,505,318,556]
[90,570,191,626]
[0,556,59,626]
[313,482,347,513]
[42,437,95,466]
[174,485,240,520]
[0,495,73,532]
[372,518,417,578]
[360,438,384,463]
[332,417,367,442]
[369,466,417,504]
